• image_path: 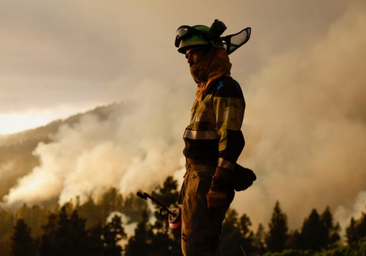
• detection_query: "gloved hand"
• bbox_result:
[206,167,234,209]
[207,188,230,209]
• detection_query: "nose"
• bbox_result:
[187,53,194,65]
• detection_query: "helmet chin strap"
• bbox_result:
[222,27,251,55]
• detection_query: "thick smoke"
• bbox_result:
[3,80,189,207]
[232,1,366,230]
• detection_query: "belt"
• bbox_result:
[186,158,217,167]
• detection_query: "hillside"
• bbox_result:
[0,103,121,199]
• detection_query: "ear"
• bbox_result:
[222,27,251,55]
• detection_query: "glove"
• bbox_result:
[207,189,229,209]
[206,167,234,209]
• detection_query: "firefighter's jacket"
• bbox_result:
[183,76,245,170]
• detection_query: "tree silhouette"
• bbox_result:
[100,188,124,223]
[346,213,366,244]
[151,176,180,235]
[346,217,358,244]
[150,176,180,236]
[300,209,323,251]
[39,207,89,256]
[221,209,243,256]
[103,215,126,256]
[286,230,301,250]
[68,210,89,255]
[2,175,366,256]
[122,193,148,224]
[15,204,49,238]
[148,176,181,256]
[320,206,340,249]
[239,213,254,255]
[221,209,254,256]
[151,176,179,209]
[252,223,266,255]
[266,201,288,252]
[125,209,154,256]
[54,206,71,256]
[39,213,58,256]
[11,219,36,256]
[76,195,101,229]
[87,223,104,256]
[0,207,15,256]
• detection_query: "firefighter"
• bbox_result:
[175,20,251,255]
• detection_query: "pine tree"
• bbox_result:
[54,206,70,256]
[300,209,323,251]
[15,204,49,238]
[220,209,255,256]
[0,207,15,256]
[320,206,340,249]
[103,215,126,256]
[100,188,124,222]
[356,213,366,239]
[11,219,36,256]
[151,176,179,234]
[346,213,366,244]
[87,223,104,256]
[239,213,254,255]
[252,224,266,255]
[346,217,358,244]
[220,209,243,256]
[122,193,148,224]
[39,213,58,256]
[68,210,89,256]
[77,195,101,229]
[286,230,301,250]
[266,201,288,252]
[149,176,181,256]
[39,207,89,256]
[125,209,154,256]
[151,176,179,209]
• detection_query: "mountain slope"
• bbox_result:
[0,103,121,199]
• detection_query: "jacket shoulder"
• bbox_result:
[213,76,243,99]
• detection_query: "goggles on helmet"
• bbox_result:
[175,25,215,48]
[175,20,252,55]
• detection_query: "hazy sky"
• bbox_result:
[1,0,366,232]
[0,0,349,133]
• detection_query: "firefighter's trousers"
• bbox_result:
[179,163,234,256]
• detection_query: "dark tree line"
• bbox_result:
[6,177,181,256]
[262,202,341,255]
[1,187,145,256]
[11,206,126,256]
[346,212,366,244]
[3,176,366,256]
[219,202,341,256]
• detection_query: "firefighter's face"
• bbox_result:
[185,47,206,67]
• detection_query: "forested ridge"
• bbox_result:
[0,103,120,201]
[1,176,366,256]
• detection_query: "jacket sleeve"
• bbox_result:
[213,79,245,170]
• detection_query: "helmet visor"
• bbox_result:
[222,27,251,55]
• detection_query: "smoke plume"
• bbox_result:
[3,80,188,208]
[233,0,366,230]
